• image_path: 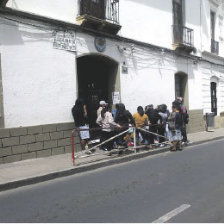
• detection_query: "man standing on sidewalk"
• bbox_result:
[177,97,189,145]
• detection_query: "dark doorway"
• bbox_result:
[211,82,217,115]
[175,72,189,108]
[77,54,119,135]
[175,73,187,98]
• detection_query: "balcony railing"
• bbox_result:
[173,25,194,47]
[211,39,219,55]
[78,0,119,24]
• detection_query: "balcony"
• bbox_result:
[76,0,121,35]
[211,39,219,55]
[172,25,194,54]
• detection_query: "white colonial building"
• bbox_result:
[0,0,224,163]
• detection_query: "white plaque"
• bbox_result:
[112,92,120,104]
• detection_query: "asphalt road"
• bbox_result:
[1,139,224,222]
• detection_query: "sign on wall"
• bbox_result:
[112,91,120,104]
[53,31,76,52]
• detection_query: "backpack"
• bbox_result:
[180,105,189,124]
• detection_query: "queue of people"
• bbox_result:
[71,97,189,153]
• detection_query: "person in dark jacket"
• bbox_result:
[157,104,169,145]
[177,97,189,144]
[72,99,90,150]
[115,104,135,127]
[115,103,135,147]
[145,105,160,145]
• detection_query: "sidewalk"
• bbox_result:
[0,128,224,192]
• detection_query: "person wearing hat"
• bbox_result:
[97,100,107,118]
[96,104,121,151]
[96,100,107,149]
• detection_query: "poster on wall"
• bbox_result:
[112,92,120,104]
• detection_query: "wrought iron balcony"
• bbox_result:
[211,39,219,55]
[172,25,194,53]
[77,0,121,35]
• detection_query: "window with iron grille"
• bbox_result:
[210,11,219,54]
[172,0,193,47]
[78,0,119,24]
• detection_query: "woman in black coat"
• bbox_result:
[72,99,90,150]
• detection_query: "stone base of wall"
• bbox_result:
[214,116,224,129]
[0,122,81,164]
[187,109,206,133]
[1,111,221,164]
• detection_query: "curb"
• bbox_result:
[187,136,224,147]
[0,136,224,192]
[0,146,170,192]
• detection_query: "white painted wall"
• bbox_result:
[185,0,202,54]
[0,20,77,127]
[1,0,224,128]
[7,0,78,24]
[0,17,126,127]
[201,0,224,54]
[119,0,173,50]
[6,0,224,58]
[201,59,224,115]
[0,16,205,127]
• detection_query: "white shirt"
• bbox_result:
[96,111,120,132]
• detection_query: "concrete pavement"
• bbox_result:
[0,128,224,192]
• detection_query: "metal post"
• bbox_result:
[71,131,75,166]
[205,113,208,132]
[133,127,137,153]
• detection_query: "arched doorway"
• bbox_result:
[77,54,120,134]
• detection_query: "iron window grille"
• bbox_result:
[78,0,119,24]
[173,25,194,47]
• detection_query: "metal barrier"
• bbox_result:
[71,125,171,166]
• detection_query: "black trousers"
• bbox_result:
[148,126,158,144]
[181,124,188,142]
[101,131,114,150]
[115,127,129,147]
[136,129,147,144]
[158,126,166,143]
